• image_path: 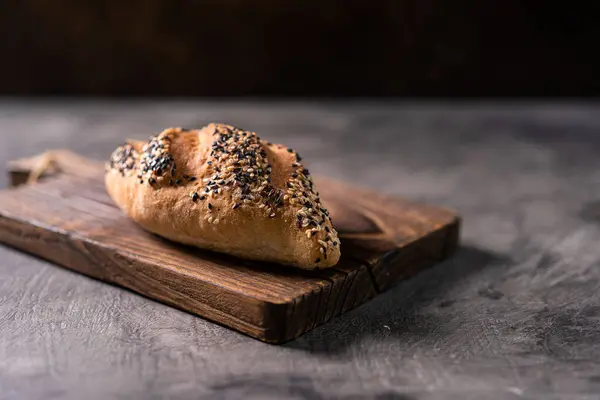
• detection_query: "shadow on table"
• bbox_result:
[207,373,417,400]
[284,245,512,355]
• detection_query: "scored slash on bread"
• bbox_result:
[105,123,341,269]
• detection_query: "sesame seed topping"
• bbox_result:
[107,144,138,175]
[208,203,213,210]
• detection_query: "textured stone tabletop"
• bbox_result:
[1,100,599,400]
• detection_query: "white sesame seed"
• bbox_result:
[319,247,324,253]
[318,239,327,247]
[258,204,265,208]
[213,218,220,225]
[207,216,213,223]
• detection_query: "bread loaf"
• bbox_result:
[105,124,340,269]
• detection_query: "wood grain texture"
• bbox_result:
[0,151,459,343]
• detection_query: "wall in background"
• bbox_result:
[1,1,598,97]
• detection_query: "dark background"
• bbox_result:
[1,1,599,97]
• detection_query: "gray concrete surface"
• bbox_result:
[1,100,600,399]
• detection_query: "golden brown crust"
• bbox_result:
[105,124,340,269]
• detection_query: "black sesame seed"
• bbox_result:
[296,154,302,162]
[189,176,197,182]
[325,227,330,232]
[199,195,206,200]
[333,241,338,246]
[175,179,181,185]
[286,148,293,153]
[149,178,156,185]
[291,173,298,178]
[315,258,320,263]
[233,203,240,209]
[208,203,213,210]
[191,193,199,202]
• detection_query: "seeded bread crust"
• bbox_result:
[104,123,341,269]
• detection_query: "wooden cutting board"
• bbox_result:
[0,151,460,343]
